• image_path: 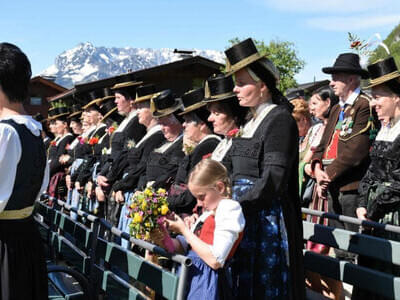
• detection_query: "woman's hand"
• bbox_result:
[166,214,187,235]
[356,207,368,221]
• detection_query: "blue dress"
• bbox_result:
[232,179,289,299]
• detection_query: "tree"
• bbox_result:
[368,23,400,66]
[228,38,305,93]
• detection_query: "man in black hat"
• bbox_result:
[312,53,377,263]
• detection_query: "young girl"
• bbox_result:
[166,159,245,300]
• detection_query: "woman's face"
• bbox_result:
[87,109,102,125]
[49,120,57,134]
[182,113,202,143]
[296,116,310,137]
[207,103,236,136]
[188,182,224,211]
[157,114,182,142]
[136,102,153,127]
[309,94,330,120]
[115,92,133,115]
[70,120,82,135]
[55,120,68,135]
[371,85,400,122]
[233,68,268,107]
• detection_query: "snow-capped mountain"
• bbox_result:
[40,42,225,88]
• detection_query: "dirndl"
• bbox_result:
[0,217,48,300]
[232,178,289,299]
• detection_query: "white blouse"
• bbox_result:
[178,199,245,267]
[211,138,232,162]
[376,116,400,142]
[0,115,49,213]
[242,101,277,138]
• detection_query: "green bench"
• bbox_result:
[303,220,400,299]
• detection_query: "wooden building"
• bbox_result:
[26,76,67,117]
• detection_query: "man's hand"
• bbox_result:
[314,163,331,188]
[95,186,105,202]
[115,190,125,203]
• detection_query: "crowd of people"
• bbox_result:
[0,37,400,300]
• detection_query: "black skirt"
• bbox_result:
[0,216,48,300]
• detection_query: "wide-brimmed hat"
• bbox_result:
[33,113,46,123]
[135,84,157,103]
[68,104,83,119]
[178,88,206,116]
[99,97,115,116]
[225,38,280,82]
[366,56,400,89]
[48,106,70,121]
[203,74,236,103]
[322,53,369,79]
[111,80,143,91]
[82,88,112,110]
[152,89,182,119]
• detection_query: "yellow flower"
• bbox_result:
[161,204,169,215]
[153,210,158,216]
[144,188,153,197]
[136,233,142,239]
[157,188,166,194]
[130,203,136,209]
[145,222,151,228]
[145,232,151,240]
[141,201,147,210]
[133,213,143,224]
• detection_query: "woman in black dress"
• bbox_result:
[224,38,305,299]
[354,57,400,300]
[0,43,48,299]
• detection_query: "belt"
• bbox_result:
[0,206,34,220]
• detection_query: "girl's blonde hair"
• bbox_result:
[188,159,232,197]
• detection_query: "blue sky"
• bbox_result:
[1,0,399,84]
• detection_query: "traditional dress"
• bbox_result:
[227,102,305,299]
[176,199,245,300]
[0,116,49,299]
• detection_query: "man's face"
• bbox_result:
[330,73,352,98]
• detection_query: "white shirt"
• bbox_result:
[340,87,360,107]
[242,101,277,138]
[0,115,49,213]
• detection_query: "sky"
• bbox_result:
[1,0,400,84]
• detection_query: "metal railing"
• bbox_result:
[39,194,192,300]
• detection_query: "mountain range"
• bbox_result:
[40,42,225,88]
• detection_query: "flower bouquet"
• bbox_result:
[128,187,175,252]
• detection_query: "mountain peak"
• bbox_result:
[40,43,225,88]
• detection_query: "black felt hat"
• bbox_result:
[322,53,369,79]
[135,84,157,103]
[82,88,110,110]
[68,103,82,119]
[367,56,400,88]
[48,106,70,121]
[178,88,207,116]
[225,38,280,82]
[152,89,182,119]
[33,113,46,123]
[203,74,236,103]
